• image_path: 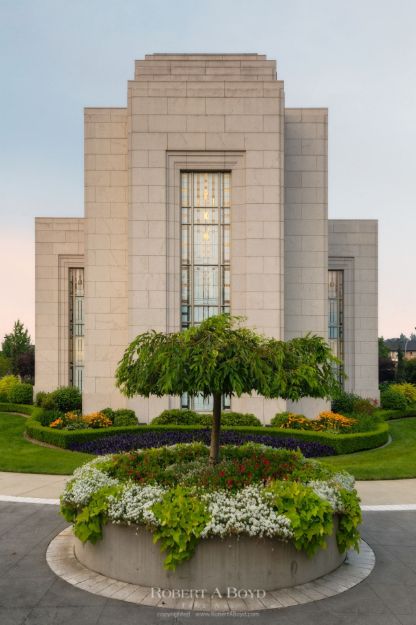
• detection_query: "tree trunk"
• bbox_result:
[209,393,222,465]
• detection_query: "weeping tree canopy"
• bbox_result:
[116,314,341,463]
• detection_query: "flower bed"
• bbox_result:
[61,442,361,582]
[25,410,389,456]
[68,429,334,457]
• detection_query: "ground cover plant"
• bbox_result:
[69,428,335,457]
[61,442,361,570]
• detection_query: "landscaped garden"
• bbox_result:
[61,442,361,572]
[0,316,416,482]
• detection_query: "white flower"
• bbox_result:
[62,460,119,507]
[200,485,293,540]
[306,480,342,511]
[331,471,355,491]
[108,483,166,526]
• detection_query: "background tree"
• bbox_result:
[378,337,390,359]
[378,337,395,383]
[379,357,396,383]
[16,347,35,383]
[1,320,33,376]
[396,345,406,382]
[404,358,416,383]
[116,314,340,464]
[0,353,12,378]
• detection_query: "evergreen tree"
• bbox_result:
[1,320,32,375]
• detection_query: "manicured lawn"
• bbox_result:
[0,412,92,474]
[321,418,416,480]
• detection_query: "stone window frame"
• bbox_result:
[58,255,84,387]
[165,151,246,333]
[328,256,355,392]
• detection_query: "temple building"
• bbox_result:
[34,53,378,421]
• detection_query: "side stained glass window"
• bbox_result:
[328,269,344,383]
[69,268,84,391]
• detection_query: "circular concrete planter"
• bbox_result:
[74,518,345,593]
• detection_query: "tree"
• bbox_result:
[0,353,12,378]
[16,347,35,383]
[404,358,416,383]
[116,314,341,464]
[1,320,32,375]
[379,357,395,383]
[396,345,406,382]
[378,337,390,359]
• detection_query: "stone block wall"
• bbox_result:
[329,219,379,400]
[284,108,329,417]
[83,108,129,411]
[127,54,285,421]
[34,218,84,393]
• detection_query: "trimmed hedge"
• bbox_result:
[375,408,416,420]
[0,403,40,417]
[25,418,145,448]
[0,402,390,456]
[24,413,389,455]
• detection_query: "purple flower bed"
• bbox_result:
[69,429,334,457]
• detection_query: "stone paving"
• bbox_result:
[1,502,416,624]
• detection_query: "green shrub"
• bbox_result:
[49,386,82,412]
[351,398,376,416]
[199,412,262,427]
[151,409,200,425]
[331,391,361,414]
[348,413,381,433]
[332,391,377,416]
[100,407,115,422]
[0,375,19,402]
[40,393,56,410]
[381,387,409,410]
[265,480,334,557]
[152,409,261,427]
[35,391,48,407]
[112,409,137,427]
[270,412,308,429]
[392,383,416,403]
[7,383,33,405]
[37,409,64,427]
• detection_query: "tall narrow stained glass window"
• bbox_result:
[328,269,344,383]
[181,172,230,411]
[69,268,84,391]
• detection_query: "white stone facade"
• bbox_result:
[35,54,379,421]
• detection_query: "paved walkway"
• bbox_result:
[1,471,416,505]
[1,503,415,625]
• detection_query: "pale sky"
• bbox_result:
[1,0,415,343]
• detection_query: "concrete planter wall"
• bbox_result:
[74,519,345,593]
